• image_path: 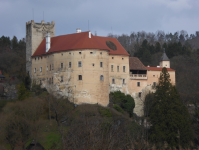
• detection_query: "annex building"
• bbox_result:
[26,20,175,116]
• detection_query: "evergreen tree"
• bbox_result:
[17,82,31,101]
[149,67,193,148]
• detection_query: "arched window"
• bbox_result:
[100,75,104,81]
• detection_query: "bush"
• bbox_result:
[110,91,135,117]
[31,81,47,96]
[113,104,124,113]
[99,107,112,118]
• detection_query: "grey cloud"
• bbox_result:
[0,0,198,40]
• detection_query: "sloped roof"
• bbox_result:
[146,67,175,71]
[160,52,170,61]
[32,31,129,57]
[129,57,147,70]
[95,36,129,56]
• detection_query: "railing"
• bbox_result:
[130,74,147,80]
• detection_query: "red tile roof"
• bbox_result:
[146,67,175,71]
[0,70,2,74]
[32,31,129,57]
[129,57,147,70]
[95,36,129,56]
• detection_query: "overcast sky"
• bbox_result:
[0,0,199,40]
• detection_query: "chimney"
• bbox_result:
[46,32,50,52]
[89,31,91,38]
[76,28,81,33]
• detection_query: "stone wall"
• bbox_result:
[32,49,110,106]
[0,83,17,99]
[26,20,55,77]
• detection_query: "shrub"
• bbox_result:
[31,81,47,96]
[110,91,135,117]
[17,82,31,101]
[113,104,124,113]
[99,107,112,118]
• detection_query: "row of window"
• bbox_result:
[34,51,107,61]
[111,78,125,84]
[34,61,104,73]
[34,62,126,73]
[136,82,156,87]
[111,65,126,72]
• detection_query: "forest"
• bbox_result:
[0,30,199,149]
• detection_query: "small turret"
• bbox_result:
[159,48,170,68]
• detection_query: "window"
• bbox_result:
[100,75,104,81]
[35,58,36,61]
[78,61,82,67]
[78,75,82,80]
[123,79,125,84]
[100,62,103,67]
[117,66,119,72]
[47,66,48,71]
[79,52,81,54]
[100,52,102,55]
[41,56,43,59]
[52,64,54,70]
[153,75,155,77]
[123,66,126,72]
[111,65,114,72]
[38,57,39,60]
[90,52,93,54]
[40,67,42,72]
[49,78,51,84]
[69,52,71,55]
[112,78,115,84]
[52,77,53,84]
[92,63,95,66]
[61,53,63,56]
[34,68,36,73]
[69,62,71,68]
[139,92,141,98]
[153,82,156,87]
[50,65,51,71]
[122,58,124,60]
[61,63,63,69]
[61,76,63,82]
[112,57,114,59]
[137,82,140,87]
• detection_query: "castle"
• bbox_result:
[26,20,175,116]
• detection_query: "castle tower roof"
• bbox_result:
[160,49,170,61]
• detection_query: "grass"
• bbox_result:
[43,131,61,150]
[38,120,62,150]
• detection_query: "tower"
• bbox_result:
[159,48,170,68]
[26,20,55,77]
